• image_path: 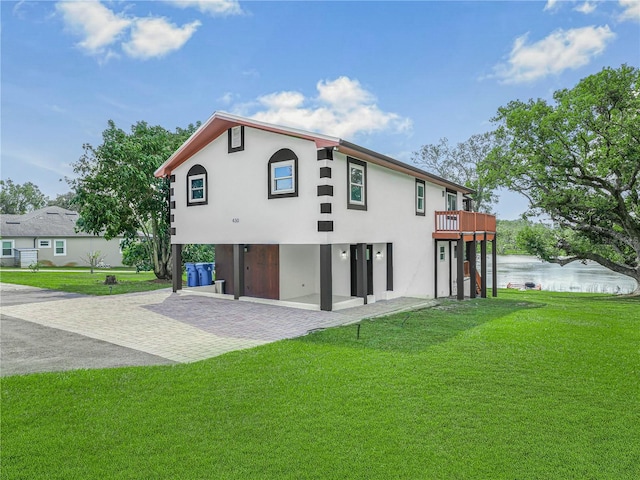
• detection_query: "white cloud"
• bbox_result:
[56,0,131,55]
[122,17,201,59]
[239,76,412,139]
[619,0,640,21]
[543,0,560,11]
[574,1,597,14]
[492,25,615,84]
[163,0,244,16]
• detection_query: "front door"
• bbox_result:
[350,244,373,297]
[243,244,279,300]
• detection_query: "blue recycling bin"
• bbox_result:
[186,263,199,287]
[196,262,214,286]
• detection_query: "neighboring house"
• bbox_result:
[0,206,125,267]
[155,112,497,311]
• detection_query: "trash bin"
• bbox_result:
[196,262,214,286]
[186,263,199,287]
[214,279,225,294]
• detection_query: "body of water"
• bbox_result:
[485,255,638,295]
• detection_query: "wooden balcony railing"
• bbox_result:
[434,210,497,233]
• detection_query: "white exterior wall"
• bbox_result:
[170,128,464,300]
[279,245,319,300]
[172,127,329,245]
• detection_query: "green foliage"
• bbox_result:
[482,65,640,292]
[2,292,639,478]
[121,239,152,271]
[47,192,76,210]
[182,244,215,265]
[70,120,199,280]
[495,219,531,254]
[28,261,42,273]
[0,179,48,214]
[413,132,498,212]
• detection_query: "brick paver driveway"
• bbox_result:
[1,283,433,375]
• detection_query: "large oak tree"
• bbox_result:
[70,120,198,279]
[482,65,639,293]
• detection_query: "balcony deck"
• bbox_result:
[432,211,497,241]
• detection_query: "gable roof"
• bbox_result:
[0,206,94,238]
[154,111,473,194]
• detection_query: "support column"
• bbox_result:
[469,235,477,299]
[320,244,332,311]
[456,236,464,300]
[449,241,453,297]
[233,244,245,300]
[434,241,438,299]
[356,243,368,304]
[386,243,393,291]
[481,239,487,298]
[492,236,498,297]
[172,243,182,293]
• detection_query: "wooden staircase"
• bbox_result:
[463,261,482,295]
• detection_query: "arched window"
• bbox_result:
[186,164,208,206]
[268,149,298,199]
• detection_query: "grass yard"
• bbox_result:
[2,291,639,479]
[0,269,173,295]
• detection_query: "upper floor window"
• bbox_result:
[447,190,458,211]
[416,179,425,216]
[54,239,67,256]
[228,126,244,153]
[347,157,367,210]
[187,164,208,206]
[268,149,298,199]
[1,240,14,257]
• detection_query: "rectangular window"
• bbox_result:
[347,157,367,210]
[416,180,425,216]
[38,239,51,248]
[228,125,244,153]
[54,239,66,256]
[439,245,446,261]
[272,160,295,194]
[189,174,207,203]
[2,240,14,257]
[447,191,458,211]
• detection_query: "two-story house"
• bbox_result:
[155,112,496,311]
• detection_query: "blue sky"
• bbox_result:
[2,0,638,219]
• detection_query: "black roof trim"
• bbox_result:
[338,140,474,194]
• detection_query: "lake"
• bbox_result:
[486,255,638,295]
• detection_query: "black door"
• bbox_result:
[350,244,373,297]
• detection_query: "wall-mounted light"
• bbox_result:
[341,250,348,259]
[244,245,250,253]
[376,251,383,260]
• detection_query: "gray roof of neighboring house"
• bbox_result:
[0,206,97,238]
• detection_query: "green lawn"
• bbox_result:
[2,291,639,479]
[0,269,173,295]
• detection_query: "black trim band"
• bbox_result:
[317,185,334,196]
[320,166,332,178]
[317,148,333,161]
[320,203,332,214]
[317,221,334,232]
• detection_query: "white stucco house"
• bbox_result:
[0,206,126,268]
[155,112,496,311]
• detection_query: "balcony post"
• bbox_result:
[481,238,487,298]
[456,235,464,300]
[469,234,477,299]
[492,235,498,297]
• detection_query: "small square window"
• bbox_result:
[347,158,367,211]
[38,239,51,248]
[416,180,425,216]
[439,245,446,261]
[2,240,14,257]
[54,239,66,256]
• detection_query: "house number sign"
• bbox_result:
[232,218,240,223]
